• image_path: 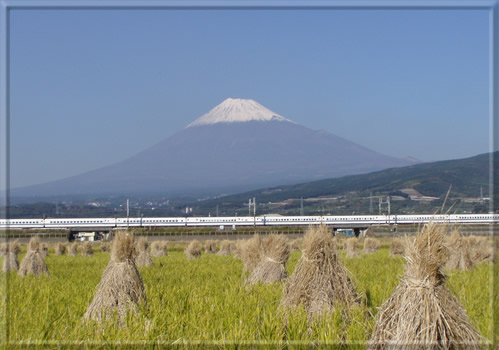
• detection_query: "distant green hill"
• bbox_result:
[194,152,496,214]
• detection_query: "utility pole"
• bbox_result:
[300,197,304,216]
[216,204,219,217]
[369,192,373,213]
[253,197,256,217]
[126,198,130,228]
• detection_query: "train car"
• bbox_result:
[44,217,116,228]
[0,218,45,229]
[118,217,186,227]
[322,215,389,225]
[263,215,321,226]
[185,216,264,227]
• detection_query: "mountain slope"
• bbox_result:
[12,98,415,198]
[195,152,495,207]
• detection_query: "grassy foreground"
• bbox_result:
[1,246,495,348]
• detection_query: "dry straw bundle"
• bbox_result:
[81,242,94,257]
[231,240,244,259]
[247,234,289,285]
[204,240,217,254]
[445,230,472,271]
[2,241,20,272]
[280,225,360,319]
[184,240,202,260]
[100,242,111,253]
[344,237,360,258]
[368,223,485,349]
[55,243,66,256]
[40,243,49,258]
[135,237,153,267]
[363,237,380,254]
[217,240,232,256]
[84,232,145,324]
[0,242,8,257]
[390,238,405,256]
[465,235,492,265]
[18,236,49,277]
[68,242,78,256]
[240,234,263,273]
[150,241,168,257]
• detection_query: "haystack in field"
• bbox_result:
[232,240,244,259]
[0,243,7,257]
[390,238,405,256]
[18,236,49,277]
[135,237,153,267]
[81,242,94,257]
[240,234,263,273]
[445,230,472,271]
[68,242,78,256]
[368,224,485,349]
[280,225,360,319]
[204,240,217,254]
[465,236,492,265]
[55,243,66,256]
[247,234,289,285]
[2,241,20,272]
[217,240,232,256]
[40,242,49,258]
[185,240,202,260]
[100,242,111,253]
[151,241,168,257]
[84,232,145,324]
[344,237,360,258]
[363,238,380,254]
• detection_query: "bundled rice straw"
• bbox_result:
[18,236,49,277]
[344,237,360,258]
[445,230,472,270]
[100,242,111,253]
[240,234,263,273]
[231,240,243,259]
[2,241,20,272]
[135,237,153,267]
[204,240,217,254]
[390,238,405,256]
[368,223,485,349]
[185,240,202,260]
[0,243,7,257]
[81,242,94,257]
[55,243,66,256]
[280,225,360,319]
[363,237,380,254]
[68,242,78,256]
[151,241,168,257]
[465,236,492,265]
[40,242,49,258]
[217,240,232,256]
[247,234,289,285]
[84,232,145,324]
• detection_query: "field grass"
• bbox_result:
[0,244,495,348]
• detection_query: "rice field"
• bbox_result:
[0,236,496,348]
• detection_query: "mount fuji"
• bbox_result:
[13,98,417,198]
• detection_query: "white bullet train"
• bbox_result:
[0,213,497,229]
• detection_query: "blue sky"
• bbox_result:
[9,7,490,188]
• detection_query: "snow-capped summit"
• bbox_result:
[186,98,294,128]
